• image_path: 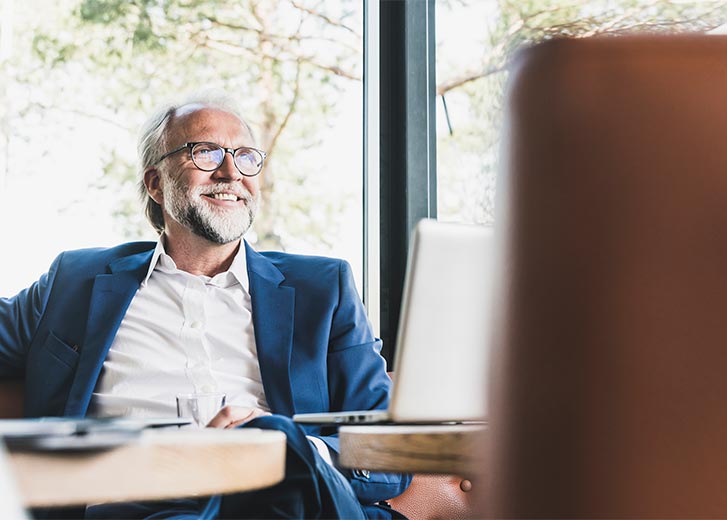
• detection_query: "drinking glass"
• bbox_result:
[176,393,227,428]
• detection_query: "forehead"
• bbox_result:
[166,106,254,145]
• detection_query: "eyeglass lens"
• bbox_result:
[191,143,263,176]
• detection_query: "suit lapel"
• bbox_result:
[64,242,296,417]
[64,250,153,417]
[246,242,296,416]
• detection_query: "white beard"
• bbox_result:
[163,175,259,244]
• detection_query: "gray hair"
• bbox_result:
[136,91,254,234]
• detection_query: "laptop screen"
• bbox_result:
[388,219,495,423]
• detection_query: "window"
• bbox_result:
[376,0,727,364]
[434,0,727,227]
[0,0,365,294]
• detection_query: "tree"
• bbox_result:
[3,0,726,251]
[436,0,727,225]
[4,0,364,252]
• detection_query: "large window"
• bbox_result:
[0,0,364,295]
[434,0,727,227]
[376,0,727,364]
[4,0,726,363]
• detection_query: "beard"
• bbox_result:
[162,174,259,245]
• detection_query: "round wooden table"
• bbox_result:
[339,424,485,476]
[7,427,286,507]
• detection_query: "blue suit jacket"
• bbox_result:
[0,240,410,503]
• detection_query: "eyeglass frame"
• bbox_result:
[156,141,267,177]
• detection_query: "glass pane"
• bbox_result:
[0,0,363,295]
[435,0,727,225]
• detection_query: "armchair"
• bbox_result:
[490,34,727,517]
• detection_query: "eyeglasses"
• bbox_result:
[157,141,267,177]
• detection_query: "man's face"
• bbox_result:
[155,107,262,244]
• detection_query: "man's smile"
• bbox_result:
[204,192,241,202]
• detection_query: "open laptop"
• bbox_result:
[293,218,495,425]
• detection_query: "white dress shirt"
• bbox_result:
[89,237,270,419]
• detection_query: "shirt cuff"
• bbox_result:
[306,435,334,466]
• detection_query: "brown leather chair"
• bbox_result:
[381,372,474,519]
[389,474,474,519]
[488,35,727,517]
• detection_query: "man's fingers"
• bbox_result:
[205,406,271,428]
[223,408,272,429]
[205,405,250,428]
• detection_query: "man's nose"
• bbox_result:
[212,151,242,181]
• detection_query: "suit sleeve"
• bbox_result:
[0,254,61,378]
[314,260,412,504]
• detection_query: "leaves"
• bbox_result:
[32,33,78,66]
[79,0,132,24]
[8,0,726,248]
[436,0,727,225]
[4,0,365,254]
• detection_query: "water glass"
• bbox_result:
[176,392,227,428]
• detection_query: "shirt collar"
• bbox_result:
[141,236,249,292]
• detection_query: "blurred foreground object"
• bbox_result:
[489,34,727,518]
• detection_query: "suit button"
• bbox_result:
[353,469,370,479]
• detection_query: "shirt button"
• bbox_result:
[190,321,203,330]
[200,385,214,393]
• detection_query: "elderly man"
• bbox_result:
[0,93,410,519]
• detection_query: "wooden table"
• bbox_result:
[339,424,485,476]
[7,428,286,507]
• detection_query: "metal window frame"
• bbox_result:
[363,0,381,336]
[370,0,437,366]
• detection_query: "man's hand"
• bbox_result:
[206,406,271,429]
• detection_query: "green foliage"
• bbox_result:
[32,34,78,65]
[79,0,132,24]
[8,0,727,245]
[6,0,364,252]
[436,0,727,224]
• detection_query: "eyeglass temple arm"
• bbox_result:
[157,144,190,163]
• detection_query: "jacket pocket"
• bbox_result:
[43,331,79,368]
[24,331,80,416]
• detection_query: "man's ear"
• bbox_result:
[144,167,163,205]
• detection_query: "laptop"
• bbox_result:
[0,417,192,451]
[293,218,495,425]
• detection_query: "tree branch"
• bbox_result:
[523,1,727,39]
[520,3,582,24]
[203,15,263,35]
[295,54,360,81]
[204,14,358,51]
[20,102,133,132]
[197,35,361,81]
[288,0,360,39]
[268,62,302,155]
[437,65,507,96]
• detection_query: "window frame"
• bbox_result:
[366,0,437,366]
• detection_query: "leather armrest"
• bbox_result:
[388,474,474,519]
[383,372,474,518]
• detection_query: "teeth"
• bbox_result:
[210,193,238,201]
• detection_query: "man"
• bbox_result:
[0,93,410,518]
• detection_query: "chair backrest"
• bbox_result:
[489,35,727,518]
